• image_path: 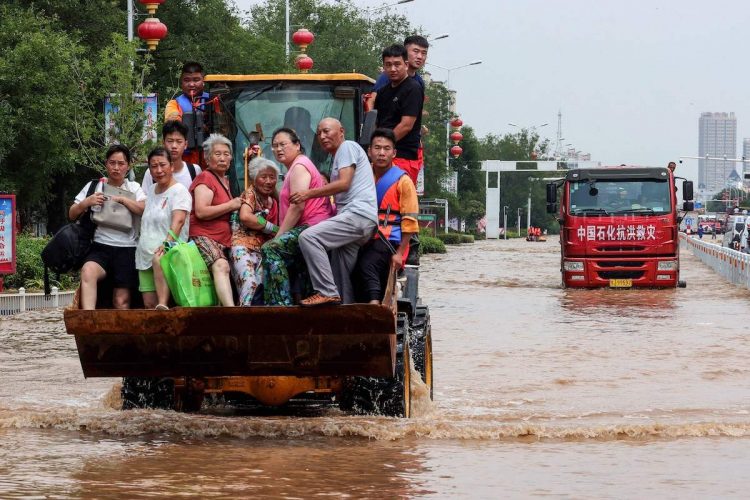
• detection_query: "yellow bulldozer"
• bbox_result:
[63,72,433,417]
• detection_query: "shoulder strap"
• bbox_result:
[187,163,197,180]
[208,170,232,198]
[376,167,406,207]
[86,178,99,197]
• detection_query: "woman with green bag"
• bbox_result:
[188,134,243,307]
[136,147,191,310]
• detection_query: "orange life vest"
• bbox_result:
[375,167,410,244]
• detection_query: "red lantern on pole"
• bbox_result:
[450,117,463,129]
[137,18,168,51]
[295,54,314,73]
[292,28,315,53]
[139,0,165,15]
[450,145,463,158]
[450,131,463,144]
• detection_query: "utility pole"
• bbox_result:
[503,206,509,240]
[554,110,563,159]
[517,207,521,237]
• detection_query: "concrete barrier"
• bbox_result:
[681,233,750,287]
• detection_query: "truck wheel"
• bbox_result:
[339,314,412,417]
[173,377,205,412]
[409,306,433,400]
[121,377,174,410]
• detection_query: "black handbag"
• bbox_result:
[41,180,98,294]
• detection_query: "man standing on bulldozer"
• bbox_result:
[164,61,209,166]
[373,44,425,185]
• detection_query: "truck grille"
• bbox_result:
[597,270,645,279]
[597,261,643,268]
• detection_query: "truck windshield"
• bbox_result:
[568,179,672,215]
[230,83,356,185]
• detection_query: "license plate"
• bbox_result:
[609,278,632,288]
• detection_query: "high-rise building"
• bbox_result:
[698,112,737,193]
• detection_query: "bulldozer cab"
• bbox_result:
[205,74,375,194]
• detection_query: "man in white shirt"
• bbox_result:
[142,120,202,191]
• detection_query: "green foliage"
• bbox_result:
[460,234,475,244]
[472,231,486,241]
[437,233,462,245]
[3,234,78,291]
[419,235,446,255]
[0,6,85,224]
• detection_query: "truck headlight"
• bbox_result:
[657,260,678,271]
[563,261,584,272]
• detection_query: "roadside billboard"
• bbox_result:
[0,194,17,275]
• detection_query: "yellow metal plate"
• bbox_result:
[609,278,632,288]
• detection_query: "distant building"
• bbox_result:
[698,112,737,193]
[743,138,750,187]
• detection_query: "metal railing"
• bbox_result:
[681,233,750,288]
[0,287,75,316]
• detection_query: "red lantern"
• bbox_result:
[450,131,463,144]
[137,18,168,51]
[295,54,314,73]
[139,0,165,15]
[292,28,315,53]
[450,145,463,158]
[450,117,463,129]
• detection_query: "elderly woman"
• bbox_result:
[188,133,243,306]
[136,147,192,310]
[229,157,280,305]
[69,144,146,310]
[261,127,333,305]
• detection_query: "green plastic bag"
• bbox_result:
[160,233,218,307]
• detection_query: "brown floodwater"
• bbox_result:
[1,237,749,498]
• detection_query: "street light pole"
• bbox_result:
[127,0,134,41]
[517,207,521,237]
[285,0,290,59]
[503,205,509,240]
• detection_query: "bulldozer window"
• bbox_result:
[231,85,356,187]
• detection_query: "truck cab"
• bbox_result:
[547,166,693,288]
[722,215,746,249]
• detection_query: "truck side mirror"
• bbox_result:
[682,180,694,201]
[683,201,694,211]
[546,182,557,204]
[546,203,558,214]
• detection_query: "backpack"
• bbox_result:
[186,162,198,180]
[41,180,98,294]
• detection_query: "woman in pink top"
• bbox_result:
[261,128,333,305]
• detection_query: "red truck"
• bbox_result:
[546,166,694,288]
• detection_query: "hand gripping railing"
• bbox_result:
[680,233,750,288]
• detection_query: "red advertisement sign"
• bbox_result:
[0,194,17,274]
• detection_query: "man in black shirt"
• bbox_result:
[374,44,424,184]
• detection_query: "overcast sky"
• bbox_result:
[233,0,750,184]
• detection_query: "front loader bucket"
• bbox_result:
[64,305,396,378]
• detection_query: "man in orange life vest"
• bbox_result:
[164,61,209,166]
[353,128,419,304]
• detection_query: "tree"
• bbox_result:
[0,6,86,226]
[421,81,453,197]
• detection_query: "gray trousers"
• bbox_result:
[298,211,376,303]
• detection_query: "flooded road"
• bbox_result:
[2,237,749,498]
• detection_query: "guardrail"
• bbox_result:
[681,233,750,287]
[0,287,75,316]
